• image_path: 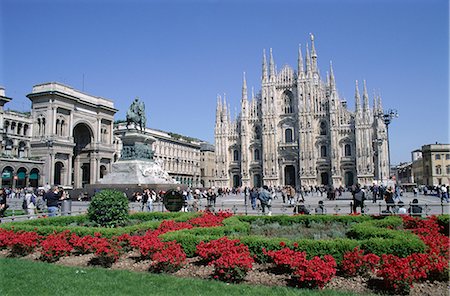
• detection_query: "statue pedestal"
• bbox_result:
[86,128,178,198]
[98,159,176,185]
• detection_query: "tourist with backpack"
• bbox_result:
[23,188,37,219]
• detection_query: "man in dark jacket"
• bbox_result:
[258,186,272,216]
[44,186,62,217]
[0,188,8,217]
[352,183,365,214]
[383,186,395,213]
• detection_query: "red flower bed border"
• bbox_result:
[0,214,448,293]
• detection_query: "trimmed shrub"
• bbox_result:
[436,214,449,236]
[87,190,129,227]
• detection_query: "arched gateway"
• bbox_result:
[27,82,117,188]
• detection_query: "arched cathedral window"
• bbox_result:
[233,150,239,161]
[283,91,293,114]
[320,121,327,135]
[285,128,293,143]
[254,149,260,161]
[254,126,261,140]
[320,145,327,158]
[344,144,351,157]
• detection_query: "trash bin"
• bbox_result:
[61,199,72,216]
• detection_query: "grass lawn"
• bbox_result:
[0,258,365,296]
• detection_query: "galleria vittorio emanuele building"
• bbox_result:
[214,35,390,189]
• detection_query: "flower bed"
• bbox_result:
[0,213,448,295]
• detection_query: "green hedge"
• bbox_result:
[0,213,432,259]
[237,215,371,226]
[346,216,425,257]
[0,212,196,237]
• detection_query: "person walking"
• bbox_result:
[24,188,37,219]
[440,184,449,203]
[0,188,8,217]
[351,183,365,214]
[383,186,395,213]
[258,185,272,216]
[44,186,62,217]
[250,187,258,210]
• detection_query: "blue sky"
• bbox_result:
[1,0,448,165]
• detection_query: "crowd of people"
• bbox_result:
[1,180,446,218]
[0,186,68,218]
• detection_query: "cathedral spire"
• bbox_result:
[378,92,383,112]
[329,61,336,91]
[362,80,369,111]
[223,93,228,116]
[262,49,268,83]
[298,44,304,77]
[216,94,222,124]
[305,43,311,76]
[310,33,318,73]
[242,72,248,101]
[355,80,361,112]
[269,48,276,81]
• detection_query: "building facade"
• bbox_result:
[1,88,44,188]
[420,144,450,186]
[27,82,117,188]
[200,143,215,188]
[1,82,210,189]
[214,35,390,189]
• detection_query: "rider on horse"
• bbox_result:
[126,98,146,131]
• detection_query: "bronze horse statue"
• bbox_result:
[126,98,146,132]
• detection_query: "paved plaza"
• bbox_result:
[2,190,448,223]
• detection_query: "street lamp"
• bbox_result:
[373,138,383,183]
[383,109,398,179]
[297,136,304,201]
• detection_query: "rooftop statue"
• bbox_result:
[126,98,146,132]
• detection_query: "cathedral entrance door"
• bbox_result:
[320,172,329,185]
[253,174,261,188]
[344,171,354,187]
[284,165,296,187]
[232,175,241,188]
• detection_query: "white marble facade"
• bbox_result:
[214,35,390,189]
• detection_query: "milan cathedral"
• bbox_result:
[214,34,390,189]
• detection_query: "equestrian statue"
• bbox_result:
[126,98,147,132]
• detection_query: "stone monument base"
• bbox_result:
[98,159,176,185]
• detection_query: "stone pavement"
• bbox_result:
[2,191,448,223]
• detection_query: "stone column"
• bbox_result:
[67,153,73,186]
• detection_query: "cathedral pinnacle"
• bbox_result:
[329,61,336,90]
[242,72,248,102]
[355,80,361,112]
[298,44,304,77]
[262,49,268,82]
[362,80,369,111]
[310,33,318,73]
[269,48,276,80]
[305,43,311,76]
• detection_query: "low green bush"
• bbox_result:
[87,190,129,227]
[237,215,370,227]
[360,236,425,257]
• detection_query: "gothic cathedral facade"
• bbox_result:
[214,35,390,189]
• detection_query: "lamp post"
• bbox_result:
[382,109,398,179]
[373,138,383,183]
[297,136,304,201]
